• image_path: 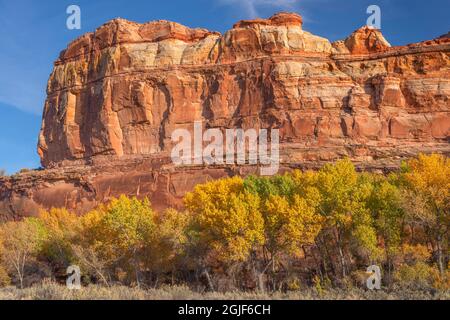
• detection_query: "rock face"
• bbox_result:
[343,26,391,54]
[1,12,449,219]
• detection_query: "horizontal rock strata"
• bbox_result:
[1,13,449,218]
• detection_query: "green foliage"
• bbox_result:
[244,174,296,200]
[0,154,448,292]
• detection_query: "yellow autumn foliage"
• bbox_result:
[185,177,265,263]
[0,154,447,291]
[263,194,323,257]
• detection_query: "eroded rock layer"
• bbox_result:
[1,13,449,219]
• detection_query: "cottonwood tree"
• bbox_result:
[145,208,191,285]
[0,218,46,288]
[401,154,449,275]
[93,196,156,287]
[40,208,81,268]
[314,159,376,279]
[185,177,264,290]
[367,175,405,281]
[262,194,323,289]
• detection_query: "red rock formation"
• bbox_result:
[1,12,449,219]
[344,26,391,54]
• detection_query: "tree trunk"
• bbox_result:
[19,273,24,289]
[133,250,141,288]
[318,235,336,278]
[436,234,444,276]
[338,245,346,278]
[335,230,346,279]
[202,267,215,291]
[252,267,265,294]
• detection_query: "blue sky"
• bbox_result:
[0,0,448,174]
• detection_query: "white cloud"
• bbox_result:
[218,0,300,19]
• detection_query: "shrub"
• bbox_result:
[394,262,440,289]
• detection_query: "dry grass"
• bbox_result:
[0,281,448,300]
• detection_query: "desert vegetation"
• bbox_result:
[0,281,447,300]
[0,154,448,299]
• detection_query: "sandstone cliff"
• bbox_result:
[1,12,449,219]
